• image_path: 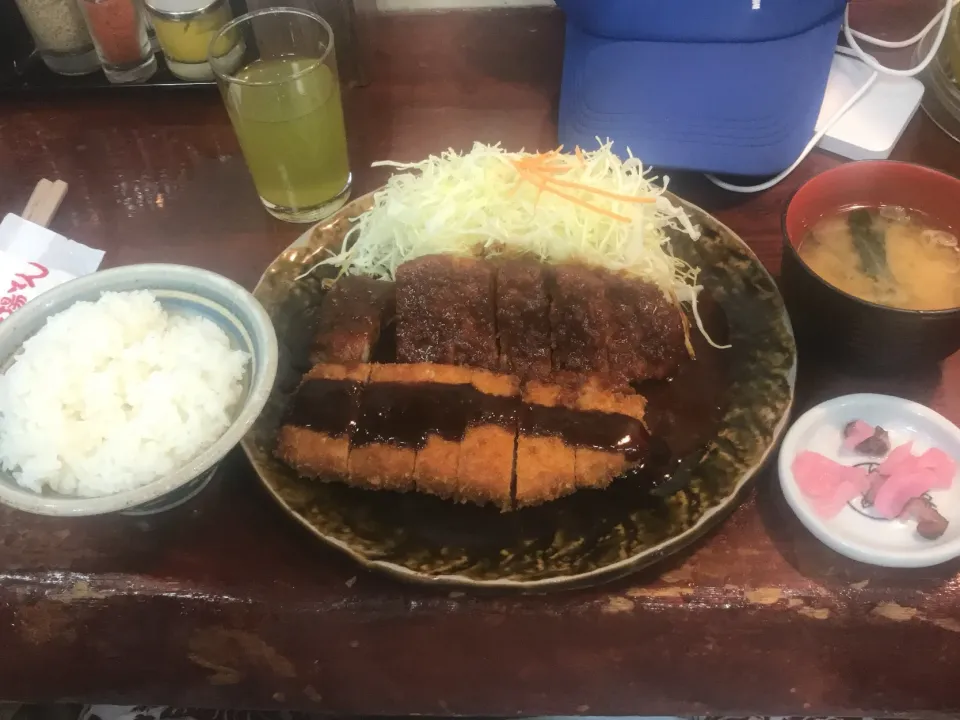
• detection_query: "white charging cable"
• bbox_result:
[705,0,957,194]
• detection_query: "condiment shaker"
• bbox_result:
[13,0,100,76]
[144,0,244,81]
[77,0,158,83]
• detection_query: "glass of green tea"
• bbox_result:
[209,7,351,223]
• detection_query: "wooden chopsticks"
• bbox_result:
[21,179,68,229]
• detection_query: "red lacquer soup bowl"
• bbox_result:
[780,160,960,371]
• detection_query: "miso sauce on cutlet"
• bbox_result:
[285,379,364,436]
[287,375,669,460]
[349,379,647,458]
[353,383,470,447]
[474,393,519,427]
[352,383,518,449]
[522,405,648,461]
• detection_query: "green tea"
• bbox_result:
[950,6,960,88]
[225,57,350,215]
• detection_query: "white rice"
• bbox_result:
[0,290,249,497]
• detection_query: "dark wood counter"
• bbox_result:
[1,1,960,716]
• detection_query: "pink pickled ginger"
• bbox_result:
[871,443,956,518]
[792,451,871,519]
[877,441,916,477]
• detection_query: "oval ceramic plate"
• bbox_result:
[780,393,960,567]
[240,192,797,589]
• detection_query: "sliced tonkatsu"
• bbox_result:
[277,360,652,509]
[278,362,522,509]
[277,252,696,510]
[456,369,520,506]
[605,274,686,382]
[276,362,371,477]
[395,255,499,370]
[571,377,648,490]
[366,365,520,506]
[496,258,552,379]
[515,378,648,507]
[369,363,473,500]
[548,264,612,377]
[390,254,688,386]
[515,404,578,508]
[311,276,395,364]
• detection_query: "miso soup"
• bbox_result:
[798,206,960,311]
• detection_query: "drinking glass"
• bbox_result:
[209,7,352,224]
[949,4,960,87]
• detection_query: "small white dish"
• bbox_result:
[779,393,960,567]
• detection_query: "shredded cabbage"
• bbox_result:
[303,140,729,348]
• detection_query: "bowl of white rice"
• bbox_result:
[0,263,278,516]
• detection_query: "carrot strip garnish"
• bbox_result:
[510,156,655,204]
[511,162,564,179]
[524,164,566,176]
[513,155,563,170]
[542,186,631,222]
[509,150,645,223]
[539,176,657,204]
[518,170,630,222]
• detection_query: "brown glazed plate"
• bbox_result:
[240,192,797,590]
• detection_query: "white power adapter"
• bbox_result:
[815,53,925,161]
[708,0,951,192]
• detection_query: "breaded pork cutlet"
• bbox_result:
[456,368,520,508]
[571,377,648,488]
[496,258,551,379]
[575,375,647,421]
[395,255,498,370]
[515,378,649,506]
[548,264,611,377]
[276,363,371,477]
[277,361,521,505]
[514,383,577,507]
[370,364,520,509]
[514,432,577,507]
[515,380,576,506]
[277,362,653,508]
[369,363,471,497]
[311,276,394,364]
[348,364,474,492]
[347,442,416,492]
[605,273,686,382]
[369,363,473,385]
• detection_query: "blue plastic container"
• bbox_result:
[556,0,848,176]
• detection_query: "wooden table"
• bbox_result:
[1,1,959,716]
